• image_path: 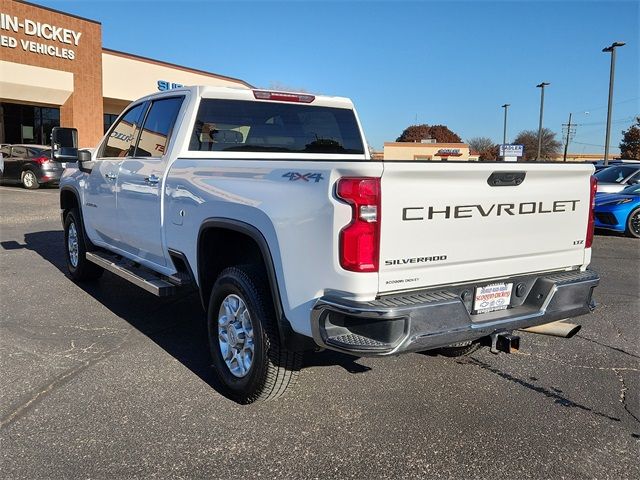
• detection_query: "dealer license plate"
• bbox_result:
[473,283,513,314]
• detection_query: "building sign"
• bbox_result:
[157,80,184,91]
[0,13,82,60]
[499,144,524,157]
[436,148,462,157]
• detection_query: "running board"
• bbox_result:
[86,251,177,297]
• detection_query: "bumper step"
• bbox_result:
[327,333,388,349]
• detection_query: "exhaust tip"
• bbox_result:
[564,324,581,338]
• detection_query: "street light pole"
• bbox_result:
[536,82,550,161]
[602,41,625,166]
[501,104,510,145]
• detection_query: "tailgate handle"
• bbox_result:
[487,171,526,187]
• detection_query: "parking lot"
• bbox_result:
[0,185,638,479]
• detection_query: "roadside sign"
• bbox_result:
[499,144,524,157]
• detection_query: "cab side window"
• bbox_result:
[101,103,146,158]
[135,97,184,157]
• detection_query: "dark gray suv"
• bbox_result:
[0,145,65,189]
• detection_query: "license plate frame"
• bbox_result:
[473,282,513,314]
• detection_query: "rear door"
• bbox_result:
[6,146,27,181]
[117,96,184,267]
[378,162,593,293]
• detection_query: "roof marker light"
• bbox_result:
[253,90,315,103]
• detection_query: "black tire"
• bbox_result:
[625,208,640,238]
[435,341,483,357]
[207,266,301,403]
[21,170,39,189]
[63,208,103,281]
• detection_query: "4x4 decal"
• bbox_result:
[282,172,324,183]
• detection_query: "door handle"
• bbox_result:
[145,174,160,185]
[105,172,117,180]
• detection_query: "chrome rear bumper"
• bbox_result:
[311,269,599,356]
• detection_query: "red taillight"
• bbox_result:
[337,177,381,272]
[34,156,49,165]
[586,175,597,248]
[253,90,315,103]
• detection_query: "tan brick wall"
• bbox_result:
[0,0,103,147]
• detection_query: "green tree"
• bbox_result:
[619,117,640,160]
[396,124,462,143]
[513,129,561,161]
[468,137,499,160]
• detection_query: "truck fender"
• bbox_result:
[197,218,314,352]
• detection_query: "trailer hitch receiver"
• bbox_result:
[490,332,520,354]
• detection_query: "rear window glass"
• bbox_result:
[189,99,364,154]
[595,166,638,183]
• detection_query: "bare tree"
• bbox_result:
[513,129,561,161]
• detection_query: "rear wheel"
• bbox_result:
[207,266,301,403]
[63,209,103,281]
[21,170,39,189]
[626,208,640,238]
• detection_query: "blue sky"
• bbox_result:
[38,0,639,152]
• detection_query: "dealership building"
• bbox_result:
[383,141,480,161]
[0,0,251,147]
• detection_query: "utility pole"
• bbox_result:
[536,82,550,161]
[562,112,574,162]
[602,41,625,166]
[501,104,510,145]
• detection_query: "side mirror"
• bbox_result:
[78,149,92,163]
[51,127,78,162]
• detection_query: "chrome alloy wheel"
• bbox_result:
[218,294,255,378]
[631,211,640,237]
[23,171,36,188]
[67,221,79,268]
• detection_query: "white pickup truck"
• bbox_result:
[54,86,599,403]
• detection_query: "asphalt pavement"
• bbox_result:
[1,185,638,479]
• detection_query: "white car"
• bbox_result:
[55,86,599,403]
[595,165,640,193]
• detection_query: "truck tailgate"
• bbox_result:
[379,162,593,293]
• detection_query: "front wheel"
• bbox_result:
[207,266,301,403]
[626,208,640,238]
[63,209,103,281]
[21,170,39,189]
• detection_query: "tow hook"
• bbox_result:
[489,331,520,354]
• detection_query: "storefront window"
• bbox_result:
[0,103,60,145]
[104,113,119,134]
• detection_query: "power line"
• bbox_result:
[576,116,636,127]
[572,141,607,147]
[572,97,639,114]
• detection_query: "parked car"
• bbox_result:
[0,145,65,189]
[594,184,640,238]
[594,165,640,193]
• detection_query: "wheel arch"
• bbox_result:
[60,186,80,212]
[197,218,314,352]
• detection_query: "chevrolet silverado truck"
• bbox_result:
[53,86,599,403]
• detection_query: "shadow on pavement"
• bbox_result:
[2,230,372,400]
[458,356,622,423]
